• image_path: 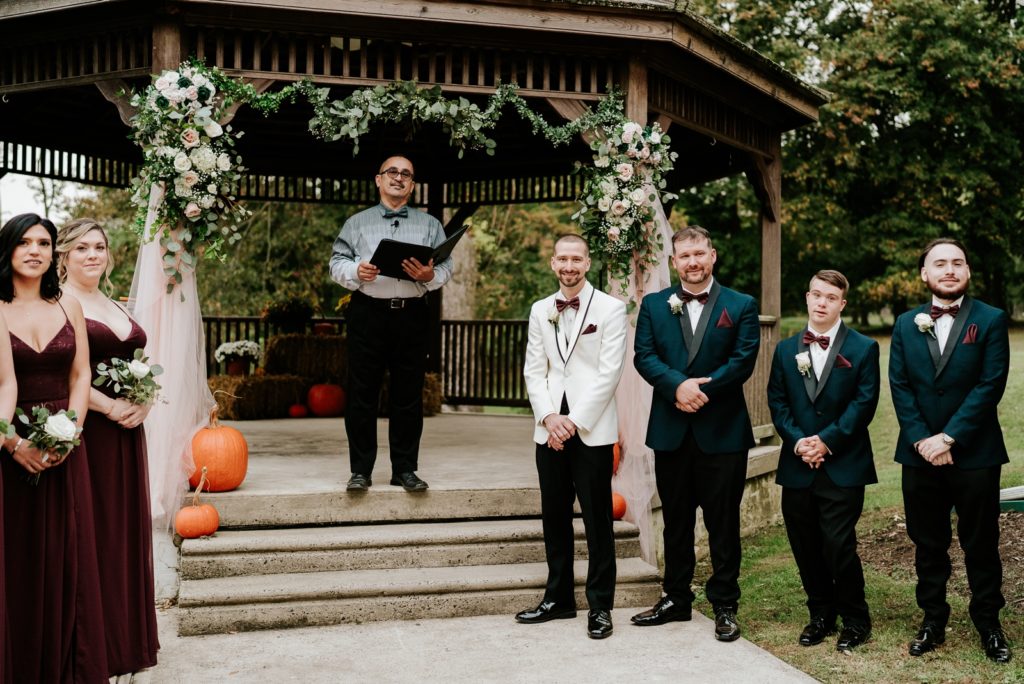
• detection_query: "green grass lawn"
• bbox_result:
[721,329,1024,683]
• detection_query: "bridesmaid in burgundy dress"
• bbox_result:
[0,213,107,682]
[58,218,159,679]
[0,312,17,684]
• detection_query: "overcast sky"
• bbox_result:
[0,173,87,224]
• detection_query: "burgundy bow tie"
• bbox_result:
[930,304,960,320]
[802,331,830,350]
[555,297,580,312]
[680,290,709,305]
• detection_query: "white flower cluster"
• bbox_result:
[214,340,262,362]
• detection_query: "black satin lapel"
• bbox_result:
[813,323,847,401]
[798,333,817,402]
[935,297,972,378]
[925,330,941,368]
[687,282,720,367]
[564,287,595,364]
[679,305,694,352]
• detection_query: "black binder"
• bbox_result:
[369,224,470,281]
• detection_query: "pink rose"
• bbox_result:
[184,202,202,219]
[181,129,201,148]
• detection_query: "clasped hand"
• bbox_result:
[916,434,953,466]
[107,397,152,429]
[674,377,711,413]
[544,415,577,452]
[796,435,828,469]
[12,441,63,475]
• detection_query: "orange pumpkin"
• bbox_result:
[612,492,627,520]
[308,383,345,417]
[189,408,248,492]
[175,467,220,538]
[612,443,622,475]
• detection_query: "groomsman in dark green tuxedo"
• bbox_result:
[767,270,879,653]
[890,238,1011,663]
[631,226,760,642]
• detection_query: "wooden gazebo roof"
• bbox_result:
[0,0,827,210]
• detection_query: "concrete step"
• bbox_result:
[177,557,662,635]
[180,519,643,580]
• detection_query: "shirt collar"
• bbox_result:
[559,280,592,302]
[808,318,842,340]
[377,202,409,216]
[931,294,965,309]
[681,277,714,298]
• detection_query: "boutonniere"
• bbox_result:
[548,307,560,328]
[795,351,812,377]
[668,293,684,315]
[913,312,936,339]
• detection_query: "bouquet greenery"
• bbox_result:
[93,348,165,405]
[15,406,82,484]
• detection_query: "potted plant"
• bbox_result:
[214,340,261,376]
[262,295,314,334]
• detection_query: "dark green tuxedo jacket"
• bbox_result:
[768,323,880,488]
[889,296,1010,469]
[634,281,760,453]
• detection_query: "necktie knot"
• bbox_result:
[383,206,409,219]
[680,290,709,305]
[930,304,959,320]
[802,331,830,350]
[555,297,580,313]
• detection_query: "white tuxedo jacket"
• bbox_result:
[523,282,627,446]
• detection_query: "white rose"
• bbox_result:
[165,88,185,104]
[795,351,813,377]
[629,188,646,204]
[610,199,630,216]
[185,86,199,101]
[207,183,218,194]
[599,179,618,197]
[639,145,651,159]
[615,162,634,182]
[216,153,232,171]
[621,129,634,144]
[43,413,78,442]
[594,156,610,168]
[204,121,223,138]
[181,170,200,188]
[607,226,621,240]
[649,131,662,145]
[190,146,217,173]
[128,359,151,379]
[597,197,612,212]
[173,152,192,172]
[199,195,216,209]
[181,129,201,148]
[668,293,684,314]
[157,146,177,158]
[651,152,662,164]
[184,202,202,219]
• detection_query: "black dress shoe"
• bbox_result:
[836,625,871,652]
[630,597,692,626]
[908,623,945,656]
[515,601,577,624]
[980,628,1012,663]
[714,609,741,642]
[799,617,837,646]
[391,471,429,492]
[587,610,613,639]
[346,473,372,491]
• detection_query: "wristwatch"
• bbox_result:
[940,433,955,447]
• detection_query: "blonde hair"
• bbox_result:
[57,217,114,294]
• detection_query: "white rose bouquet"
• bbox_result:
[15,406,82,484]
[93,348,165,406]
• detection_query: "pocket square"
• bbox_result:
[715,309,733,328]
[581,323,598,335]
[836,353,852,369]
[962,323,978,344]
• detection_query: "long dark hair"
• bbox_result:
[0,213,62,303]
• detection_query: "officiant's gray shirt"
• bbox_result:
[329,203,453,299]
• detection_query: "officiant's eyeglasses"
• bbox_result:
[379,167,414,181]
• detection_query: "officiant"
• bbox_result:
[329,155,453,493]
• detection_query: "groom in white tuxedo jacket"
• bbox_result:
[516,234,627,640]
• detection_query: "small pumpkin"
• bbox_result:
[175,467,220,539]
[612,443,621,475]
[308,383,346,417]
[612,492,627,520]
[189,408,248,492]
[288,403,309,418]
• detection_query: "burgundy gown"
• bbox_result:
[84,317,159,676]
[1,318,108,683]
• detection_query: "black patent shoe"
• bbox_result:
[391,471,429,492]
[630,597,692,626]
[515,601,577,624]
[713,608,741,642]
[908,623,945,656]
[587,610,613,639]
[980,628,1012,663]
[346,473,372,491]
[836,625,871,652]
[799,617,837,646]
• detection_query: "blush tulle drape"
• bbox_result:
[129,183,216,526]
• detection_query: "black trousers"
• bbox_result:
[902,464,1004,630]
[782,469,870,628]
[655,430,747,611]
[344,291,428,477]
[535,435,617,611]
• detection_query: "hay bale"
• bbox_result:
[263,333,347,382]
[378,372,443,417]
[208,374,309,420]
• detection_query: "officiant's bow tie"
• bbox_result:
[383,207,409,219]
[680,291,709,305]
[555,297,580,312]
[802,331,830,350]
[930,304,960,320]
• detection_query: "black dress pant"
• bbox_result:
[344,291,428,477]
[782,469,870,628]
[902,464,1004,630]
[655,430,747,611]
[535,435,616,611]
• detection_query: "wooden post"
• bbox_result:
[625,56,648,125]
[152,14,182,73]
[426,182,445,374]
[757,135,782,322]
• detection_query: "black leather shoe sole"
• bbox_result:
[390,477,428,492]
[715,629,741,642]
[630,611,692,626]
[515,610,577,624]
[346,476,371,491]
[588,625,613,639]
